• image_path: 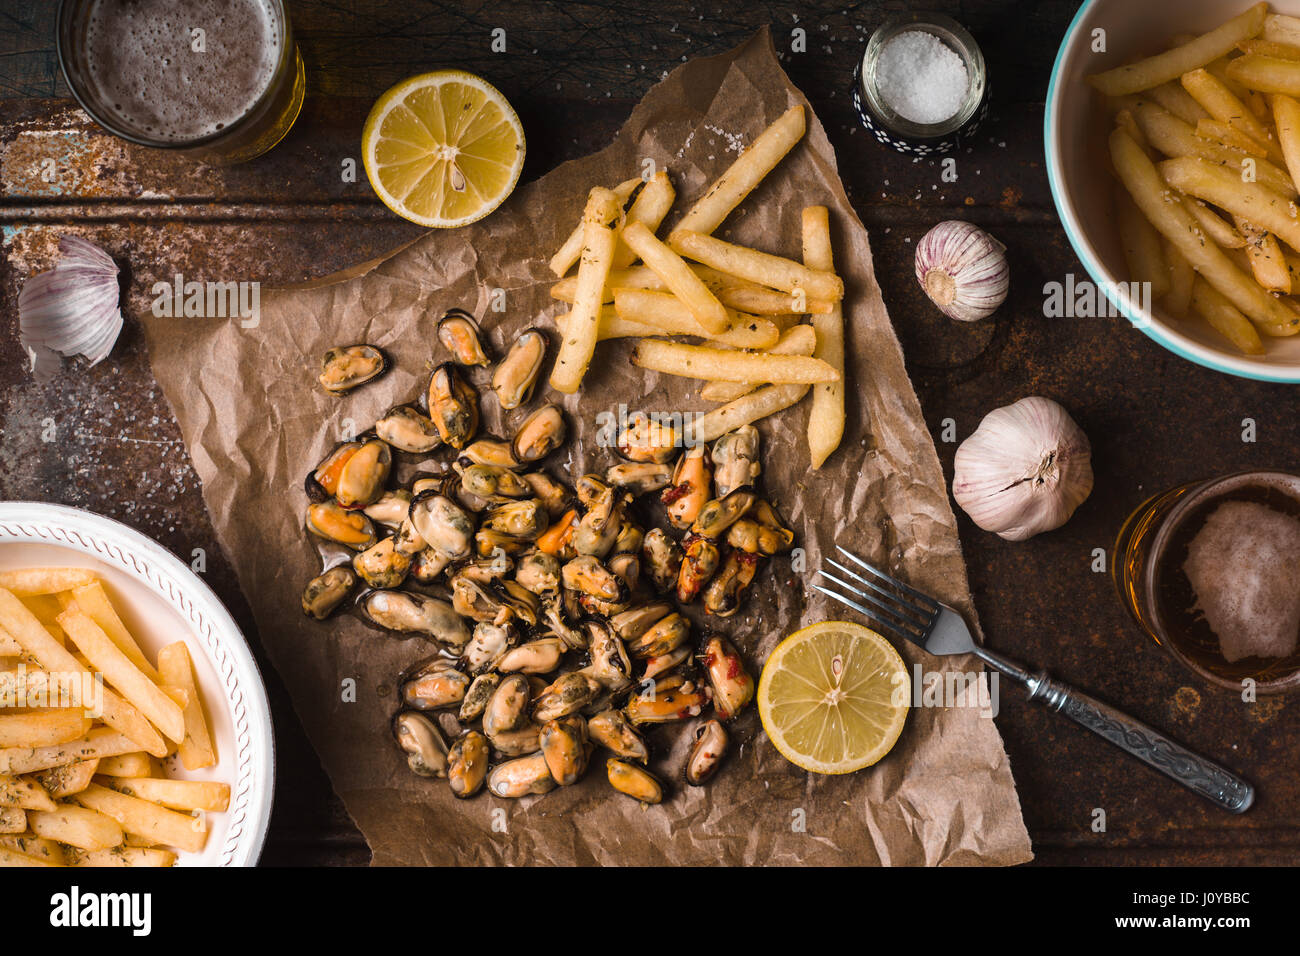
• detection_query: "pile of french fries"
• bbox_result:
[1090,3,1300,354]
[0,568,228,867]
[546,104,847,468]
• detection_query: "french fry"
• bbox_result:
[550,187,622,393]
[1116,186,1170,300]
[37,758,99,798]
[1264,11,1300,45]
[1232,215,1291,292]
[0,629,19,656]
[1114,109,1149,153]
[1111,131,1298,335]
[1182,196,1247,247]
[687,384,811,444]
[630,339,839,385]
[1196,117,1267,157]
[0,709,91,749]
[70,846,176,868]
[1271,92,1300,199]
[0,590,166,756]
[0,806,25,833]
[73,783,207,854]
[28,804,122,850]
[611,171,676,269]
[1160,236,1196,316]
[1147,81,1211,124]
[699,324,817,403]
[58,609,185,744]
[105,776,231,813]
[0,844,57,866]
[1087,4,1267,96]
[1240,38,1300,61]
[621,221,729,332]
[612,289,779,344]
[1190,276,1267,353]
[1182,67,1280,157]
[1226,52,1300,94]
[0,727,138,775]
[0,774,56,811]
[552,264,833,314]
[67,582,162,684]
[800,206,845,470]
[1159,155,1300,255]
[548,177,639,277]
[591,309,781,350]
[0,833,66,864]
[0,569,95,596]
[669,230,844,300]
[1129,99,1298,197]
[96,752,153,778]
[156,642,216,771]
[669,105,806,239]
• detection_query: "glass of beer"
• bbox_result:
[57,0,306,165]
[1114,471,1300,693]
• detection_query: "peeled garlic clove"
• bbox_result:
[952,396,1093,541]
[914,220,1009,322]
[18,236,124,377]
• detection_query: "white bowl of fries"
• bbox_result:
[0,502,274,867]
[1048,0,1300,382]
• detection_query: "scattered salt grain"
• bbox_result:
[875,30,969,125]
[1183,500,1300,662]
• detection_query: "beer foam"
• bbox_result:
[83,0,279,143]
[1183,500,1300,663]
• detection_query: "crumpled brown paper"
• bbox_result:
[138,28,1032,866]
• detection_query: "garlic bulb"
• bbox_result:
[18,236,124,378]
[914,220,1008,322]
[952,397,1092,541]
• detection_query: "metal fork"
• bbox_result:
[813,545,1254,814]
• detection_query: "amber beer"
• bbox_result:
[57,0,305,164]
[1114,471,1300,692]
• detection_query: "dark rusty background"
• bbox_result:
[1,0,1296,866]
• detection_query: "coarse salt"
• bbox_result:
[874,30,969,125]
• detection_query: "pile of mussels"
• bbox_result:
[301,311,796,803]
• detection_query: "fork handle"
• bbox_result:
[973,648,1255,814]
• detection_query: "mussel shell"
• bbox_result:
[375,405,443,454]
[512,404,566,464]
[491,328,547,410]
[319,344,387,394]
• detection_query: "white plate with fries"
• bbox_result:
[1048,0,1300,382]
[0,502,273,867]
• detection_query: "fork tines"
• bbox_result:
[811,546,939,648]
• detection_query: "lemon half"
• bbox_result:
[362,70,525,228]
[757,621,910,775]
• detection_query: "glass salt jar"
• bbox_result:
[852,13,988,156]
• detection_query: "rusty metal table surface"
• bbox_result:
[1,0,1297,867]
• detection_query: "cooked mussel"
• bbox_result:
[482,498,548,538]
[522,471,573,518]
[641,529,683,594]
[408,492,474,560]
[533,672,602,722]
[512,404,566,463]
[306,500,378,550]
[496,637,566,674]
[458,463,532,500]
[482,674,531,737]
[711,426,760,498]
[333,439,392,510]
[606,758,663,804]
[685,719,728,786]
[702,635,754,720]
[662,445,712,530]
[752,499,795,555]
[586,710,648,762]
[691,490,756,540]
[460,438,520,470]
[562,556,627,602]
[401,659,470,710]
[352,536,412,589]
[617,412,678,463]
[306,441,360,502]
[426,363,480,450]
[447,730,490,798]
[488,751,556,798]
[437,309,491,367]
[360,589,471,648]
[319,344,386,394]
[514,550,561,595]
[301,566,357,620]
[491,328,546,409]
[605,462,673,495]
[393,711,447,778]
[363,489,413,529]
[375,405,442,454]
[703,549,760,617]
[461,619,518,674]
[539,717,589,786]
[459,672,500,722]
[676,533,720,603]
[625,611,690,660]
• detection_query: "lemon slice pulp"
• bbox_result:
[757,621,910,774]
[362,70,525,228]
